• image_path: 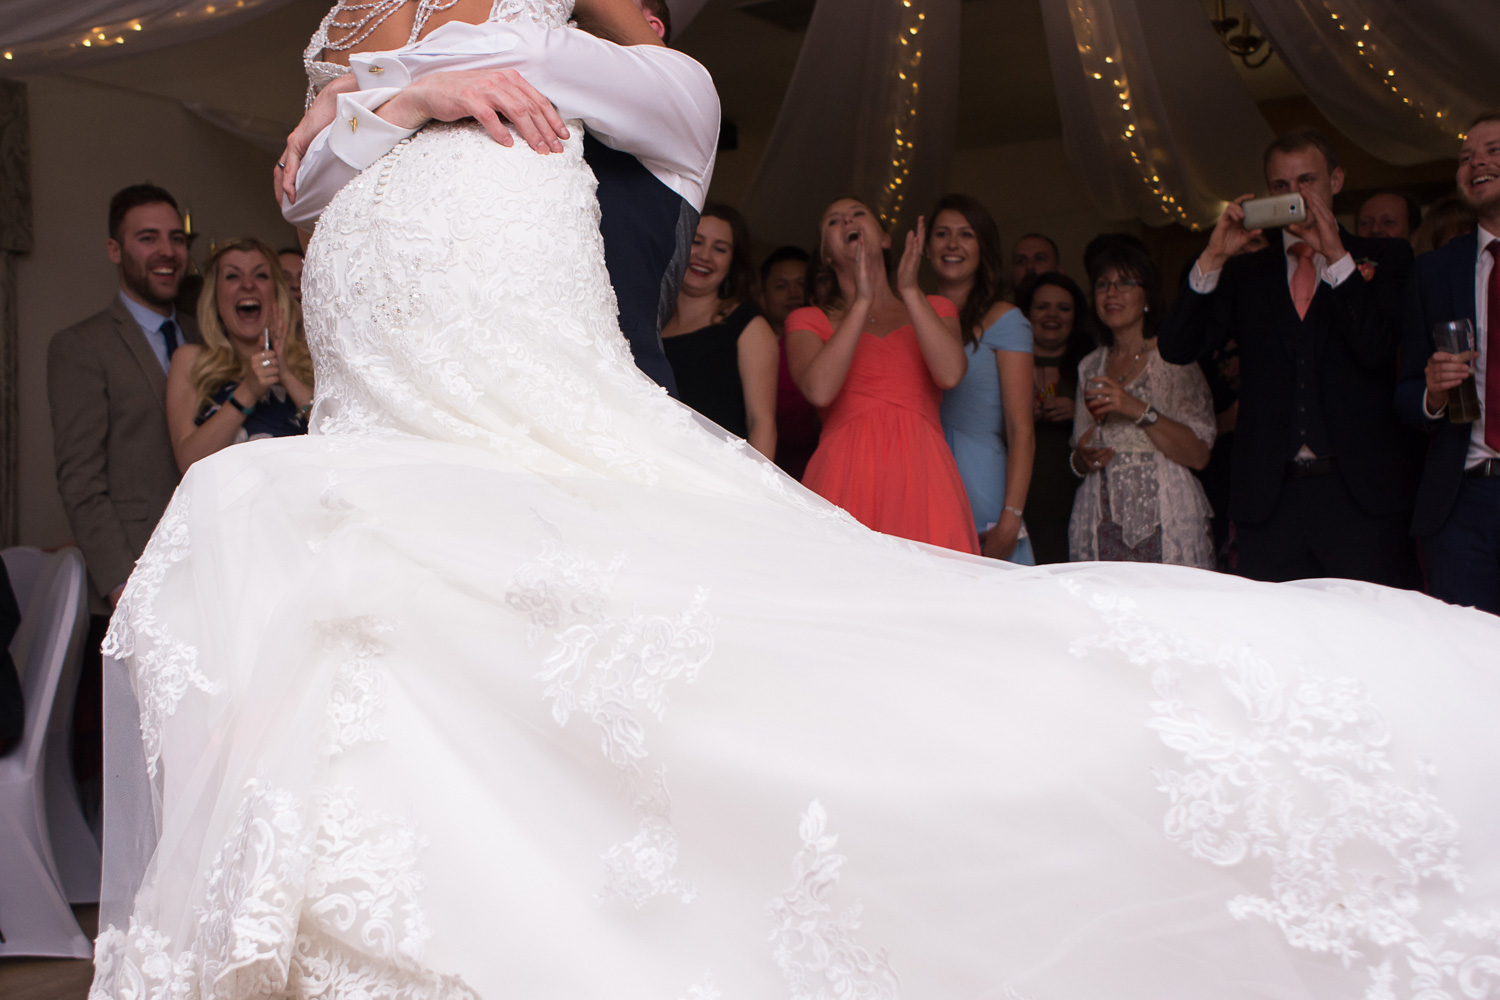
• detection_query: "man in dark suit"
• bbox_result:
[1159,128,1415,585]
[48,185,201,613]
[1395,113,1500,614]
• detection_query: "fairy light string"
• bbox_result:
[875,0,925,231]
[3,0,265,66]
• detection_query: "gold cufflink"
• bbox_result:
[369,65,384,74]
[349,116,358,132]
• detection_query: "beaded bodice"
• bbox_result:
[302,0,574,104]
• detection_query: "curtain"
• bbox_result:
[1039,0,1274,230]
[0,0,299,71]
[1241,0,1500,165]
[741,0,960,250]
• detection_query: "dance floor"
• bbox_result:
[0,907,96,1000]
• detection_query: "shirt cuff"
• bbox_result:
[1321,252,1356,288]
[328,88,418,172]
[1422,387,1447,421]
[1188,261,1220,294]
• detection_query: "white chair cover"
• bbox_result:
[0,547,94,959]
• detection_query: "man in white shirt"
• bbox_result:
[47,184,201,613]
[1159,128,1416,586]
[1397,112,1500,614]
[277,0,719,395]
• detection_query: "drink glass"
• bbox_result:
[1432,320,1481,424]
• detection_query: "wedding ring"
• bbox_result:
[277,161,286,168]
[260,359,272,368]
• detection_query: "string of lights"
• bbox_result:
[1062,0,1208,229]
[3,1,271,66]
[874,0,926,232]
[1318,3,1468,143]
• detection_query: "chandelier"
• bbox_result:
[1209,0,1273,69]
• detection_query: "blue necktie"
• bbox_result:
[159,318,180,360]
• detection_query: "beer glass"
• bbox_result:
[1432,320,1481,424]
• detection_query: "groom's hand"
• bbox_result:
[277,72,360,204]
[380,69,571,154]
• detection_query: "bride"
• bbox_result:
[93,1,1500,998]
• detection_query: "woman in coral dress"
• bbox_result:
[785,198,978,553]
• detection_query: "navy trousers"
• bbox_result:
[1422,476,1500,616]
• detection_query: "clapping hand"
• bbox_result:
[895,215,925,299]
[851,231,883,305]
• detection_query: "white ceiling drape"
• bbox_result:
[741,0,960,249]
[1039,0,1274,230]
[1241,0,1500,165]
[0,0,300,69]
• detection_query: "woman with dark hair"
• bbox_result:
[925,194,1035,563]
[662,203,779,458]
[1068,242,1215,566]
[1019,272,1096,564]
[786,196,976,552]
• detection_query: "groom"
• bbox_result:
[279,0,718,397]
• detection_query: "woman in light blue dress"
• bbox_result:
[926,195,1037,564]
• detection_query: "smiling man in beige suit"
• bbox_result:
[47,184,202,614]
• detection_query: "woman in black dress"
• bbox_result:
[662,203,780,458]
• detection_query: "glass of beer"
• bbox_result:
[1433,320,1481,424]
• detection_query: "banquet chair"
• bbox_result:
[0,546,95,958]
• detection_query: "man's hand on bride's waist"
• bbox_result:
[277,72,359,205]
[379,70,570,154]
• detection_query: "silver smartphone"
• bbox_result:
[1240,193,1306,230]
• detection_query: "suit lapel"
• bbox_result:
[1447,230,1479,327]
[108,297,169,409]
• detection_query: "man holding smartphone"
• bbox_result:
[1159,128,1416,586]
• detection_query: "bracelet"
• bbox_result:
[296,403,312,423]
[226,395,256,419]
[1003,505,1025,518]
[1068,452,1087,479]
[1135,404,1159,427]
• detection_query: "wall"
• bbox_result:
[14,73,296,549]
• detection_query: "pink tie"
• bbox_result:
[1288,241,1317,320]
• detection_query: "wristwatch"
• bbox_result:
[1134,404,1159,427]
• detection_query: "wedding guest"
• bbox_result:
[1019,272,1096,564]
[166,238,314,471]
[48,184,200,614]
[1158,127,1416,586]
[1357,190,1421,245]
[662,204,779,458]
[927,194,1035,563]
[787,197,976,553]
[1070,242,1215,566]
[1396,112,1500,614]
[1414,194,1478,256]
[278,246,305,303]
[1010,232,1061,290]
[760,245,820,479]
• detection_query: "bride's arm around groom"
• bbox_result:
[279,0,719,229]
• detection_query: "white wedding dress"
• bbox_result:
[92,5,1500,998]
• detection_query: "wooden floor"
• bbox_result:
[0,907,97,1000]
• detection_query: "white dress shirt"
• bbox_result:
[1188,229,1357,296]
[1422,224,1500,468]
[118,291,178,373]
[283,18,720,227]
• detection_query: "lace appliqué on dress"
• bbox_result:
[93,779,472,1000]
[102,491,218,777]
[1069,586,1500,1000]
[506,516,716,908]
[768,801,900,1000]
[320,616,396,755]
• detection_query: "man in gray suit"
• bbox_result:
[48,184,200,613]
